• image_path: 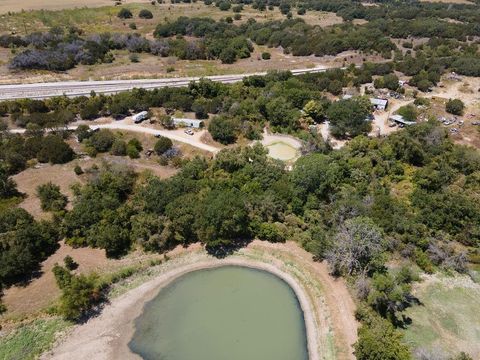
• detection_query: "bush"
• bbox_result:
[63,255,78,271]
[261,52,271,60]
[127,138,143,151]
[129,23,137,30]
[110,139,127,156]
[117,8,133,19]
[233,13,241,20]
[127,144,140,158]
[37,182,67,212]
[397,105,418,122]
[154,136,173,155]
[129,53,140,63]
[218,1,231,11]
[445,98,464,116]
[74,165,83,175]
[89,129,115,152]
[139,9,153,19]
[37,135,75,164]
[53,265,103,321]
[355,317,411,360]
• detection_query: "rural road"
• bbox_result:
[11,120,221,153]
[0,66,339,100]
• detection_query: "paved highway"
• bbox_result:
[0,66,337,100]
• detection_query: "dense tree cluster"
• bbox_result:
[0,208,60,286]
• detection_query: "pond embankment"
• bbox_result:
[41,241,357,360]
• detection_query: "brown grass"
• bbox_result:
[419,0,473,4]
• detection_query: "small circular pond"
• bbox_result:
[129,265,309,360]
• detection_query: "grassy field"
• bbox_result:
[0,318,70,360]
[402,273,480,358]
[0,2,342,35]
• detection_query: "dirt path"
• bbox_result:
[42,241,357,360]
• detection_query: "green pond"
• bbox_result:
[129,266,309,360]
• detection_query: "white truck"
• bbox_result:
[132,111,149,124]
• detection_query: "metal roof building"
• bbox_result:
[370,98,388,110]
[172,118,205,128]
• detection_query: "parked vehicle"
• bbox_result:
[133,111,149,124]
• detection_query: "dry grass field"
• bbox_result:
[402,273,480,359]
[0,2,352,82]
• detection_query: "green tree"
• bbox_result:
[53,264,103,321]
[208,116,239,144]
[355,317,412,360]
[327,98,372,139]
[117,8,133,19]
[195,189,250,248]
[37,182,67,212]
[445,98,464,116]
[397,105,418,122]
[138,9,153,19]
[0,166,18,199]
[37,135,75,164]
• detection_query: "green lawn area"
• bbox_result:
[0,318,71,360]
[402,273,480,358]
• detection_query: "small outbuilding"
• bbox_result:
[389,114,416,126]
[172,118,205,128]
[370,98,388,111]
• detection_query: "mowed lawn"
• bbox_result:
[402,273,480,358]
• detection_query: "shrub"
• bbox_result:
[261,52,271,60]
[139,9,153,19]
[74,165,83,175]
[445,98,464,116]
[127,138,143,151]
[355,317,411,360]
[63,255,78,271]
[89,129,115,152]
[397,105,418,122]
[129,23,137,30]
[110,139,127,156]
[154,136,173,155]
[37,135,75,164]
[117,8,133,19]
[129,53,140,63]
[127,144,140,158]
[218,1,231,11]
[233,13,241,20]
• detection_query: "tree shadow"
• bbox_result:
[205,238,253,258]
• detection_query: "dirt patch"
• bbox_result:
[419,0,474,4]
[42,241,358,360]
[11,160,90,220]
[2,242,118,320]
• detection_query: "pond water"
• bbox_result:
[266,142,299,161]
[129,266,309,360]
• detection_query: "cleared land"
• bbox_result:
[403,273,480,359]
